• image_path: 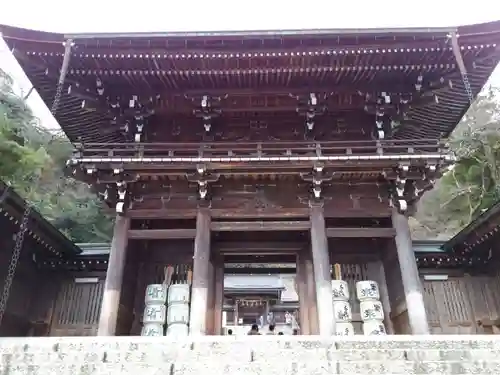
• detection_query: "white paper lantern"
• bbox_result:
[333,300,352,322]
[166,323,189,337]
[362,320,387,335]
[356,280,380,301]
[143,304,167,324]
[331,280,349,301]
[167,302,190,325]
[145,284,167,305]
[168,284,191,304]
[141,323,164,336]
[360,300,384,321]
[334,322,355,336]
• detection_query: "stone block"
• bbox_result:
[1,336,500,374]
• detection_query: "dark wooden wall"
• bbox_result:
[420,272,500,334]
[8,237,497,337]
[0,236,57,337]
[40,264,500,336]
[129,239,194,335]
[49,272,105,336]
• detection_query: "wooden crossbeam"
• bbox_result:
[215,241,304,252]
[127,226,394,239]
[128,228,196,239]
[326,227,395,238]
[211,221,309,231]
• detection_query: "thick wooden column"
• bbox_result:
[309,202,334,336]
[296,251,310,334]
[234,300,239,326]
[213,255,224,335]
[304,250,319,334]
[97,215,130,336]
[377,262,395,334]
[205,256,215,334]
[189,208,211,336]
[392,208,430,334]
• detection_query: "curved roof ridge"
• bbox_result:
[0,20,499,42]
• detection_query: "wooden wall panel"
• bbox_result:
[116,243,141,335]
[466,276,500,323]
[50,278,105,336]
[340,263,369,319]
[384,256,406,313]
[0,238,50,336]
[421,274,500,334]
[130,239,194,335]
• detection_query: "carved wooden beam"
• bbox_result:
[215,242,305,253]
[128,228,197,239]
[211,221,309,231]
[325,227,395,238]
[98,80,436,99]
[127,225,395,239]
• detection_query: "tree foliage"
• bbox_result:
[0,69,112,243]
[412,87,500,240]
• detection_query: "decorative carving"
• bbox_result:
[221,186,283,212]
[186,167,220,201]
[225,263,295,269]
[68,79,156,141]
[385,160,442,213]
[294,92,327,132]
[388,163,410,213]
[189,94,225,133]
[115,180,129,214]
[300,165,333,201]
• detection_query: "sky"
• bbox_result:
[0,0,499,130]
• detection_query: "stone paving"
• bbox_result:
[1,335,500,374]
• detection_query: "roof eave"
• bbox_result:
[0,180,81,256]
[442,200,500,252]
[63,26,458,40]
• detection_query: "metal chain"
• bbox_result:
[451,31,474,105]
[0,41,71,324]
[460,72,474,104]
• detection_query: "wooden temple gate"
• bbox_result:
[1,22,500,336]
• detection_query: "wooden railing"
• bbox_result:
[73,139,447,159]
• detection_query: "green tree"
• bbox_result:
[0,69,112,242]
[412,87,500,239]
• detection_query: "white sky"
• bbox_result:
[1,0,499,130]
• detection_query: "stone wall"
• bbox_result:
[1,336,500,374]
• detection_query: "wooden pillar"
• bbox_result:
[205,256,215,334]
[296,251,310,334]
[265,299,270,321]
[309,203,334,336]
[213,255,224,335]
[234,300,239,326]
[304,248,319,334]
[189,208,211,336]
[97,215,130,336]
[377,262,395,334]
[392,208,430,334]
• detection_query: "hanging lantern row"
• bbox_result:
[416,255,486,266]
[0,207,60,256]
[67,64,456,77]
[41,259,108,268]
[24,43,497,59]
[237,299,265,307]
[461,225,500,253]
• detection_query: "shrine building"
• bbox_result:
[0,21,499,337]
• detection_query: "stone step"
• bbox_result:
[2,360,500,375]
[2,337,500,374]
[6,348,500,364]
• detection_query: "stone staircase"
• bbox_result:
[1,336,500,374]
